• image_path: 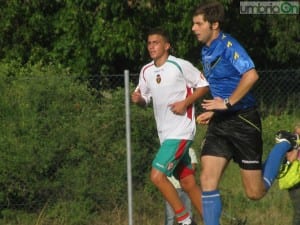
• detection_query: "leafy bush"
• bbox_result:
[0,62,160,224]
[0,62,298,224]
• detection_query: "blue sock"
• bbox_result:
[202,190,222,225]
[263,141,291,189]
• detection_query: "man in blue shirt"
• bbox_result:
[192,1,300,225]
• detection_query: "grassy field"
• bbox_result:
[98,112,298,225]
[1,111,299,225]
[98,162,293,225]
[5,147,293,225]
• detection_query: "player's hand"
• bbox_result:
[131,88,142,104]
[169,100,186,115]
[196,111,214,125]
[286,149,298,162]
[201,97,227,111]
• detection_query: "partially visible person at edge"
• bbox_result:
[164,148,198,225]
[131,27,209,225]
[285,123,300,225]
[191,1,300,225]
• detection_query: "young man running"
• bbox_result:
[132,27,209,225]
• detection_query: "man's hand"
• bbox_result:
[201,97,227,111]
[286,149,298,163]
[196,111,214,125]
[131,88,146,106]
[131,88,142,103]
[168,100,187,115]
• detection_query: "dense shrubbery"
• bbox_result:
[0,62,159,224]
[0,63,299,224]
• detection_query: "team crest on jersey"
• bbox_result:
[156,74,161,84]
[167,162,174,171]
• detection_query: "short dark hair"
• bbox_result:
[193,1,224,29]
[147,27,171,43]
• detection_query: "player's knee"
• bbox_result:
[150,172,158,184]
[180,175,196,191]
[150,170,165,186]
[199,173,218,190]
[199,173,207,184]
[245,189,265,200]
[247,194,262,200]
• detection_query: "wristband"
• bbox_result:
[224,98,232,109]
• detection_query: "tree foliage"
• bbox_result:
[224,1,300,69]
[0,0,298,78]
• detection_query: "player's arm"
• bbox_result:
[170,86,209,115]
[170,61,209,115]
[185,86,210,107]
[226,68,258,106]
[201,69,258,111]
[226,39,259,107]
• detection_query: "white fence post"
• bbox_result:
[124,69,133,225]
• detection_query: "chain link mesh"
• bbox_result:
[100,69,300,114]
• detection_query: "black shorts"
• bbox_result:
[201,107,263,170]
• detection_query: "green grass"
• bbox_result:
[1,111,299,225]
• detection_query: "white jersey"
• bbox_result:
[138,55,208,143]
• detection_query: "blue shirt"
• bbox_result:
[202,32,256,111]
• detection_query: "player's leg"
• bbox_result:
[239,129,295,199]
[265,130,300,184]
[179,173,202,217]
[151,139,193,224]
[178,188,193,218]
[232,108,269,199]
[177,149,202,217]
[200,155,228,225]
[262,140,293,190]
[164,194,176,225]
[198,112,234,225]
[240,169,266,199]
[259,131,298,194]
[151,168,186,214]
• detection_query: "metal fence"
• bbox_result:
[0,69,298,219]
[252,69,300,114]
[100,69,300,114]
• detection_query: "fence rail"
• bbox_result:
[0,68,299,215]
[99,69,300,114]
